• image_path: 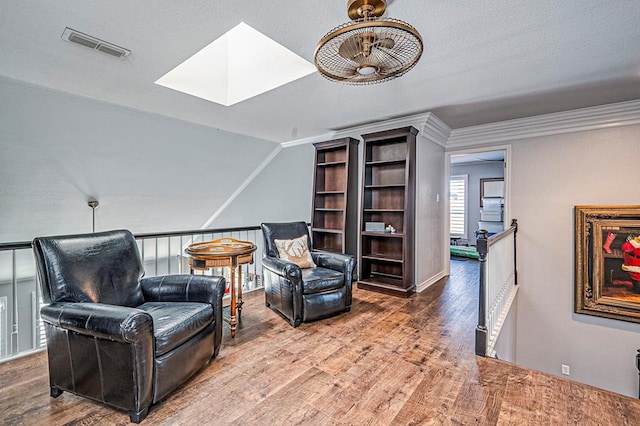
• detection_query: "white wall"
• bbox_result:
[508,124,640,397]
[0,76,277,242]
[451,162,504,245]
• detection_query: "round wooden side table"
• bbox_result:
[185,237,256,338]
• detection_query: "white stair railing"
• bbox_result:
[476,219,518,357]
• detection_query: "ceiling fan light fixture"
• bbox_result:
[314,0,423,85]
[357,65,378,76]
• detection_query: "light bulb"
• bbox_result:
[357,65,377,76]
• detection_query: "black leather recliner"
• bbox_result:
[261,222,356,327]
[33,230,225,423]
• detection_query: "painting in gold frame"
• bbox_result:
[575,205,640,323]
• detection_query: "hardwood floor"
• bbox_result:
[2,259,640,425]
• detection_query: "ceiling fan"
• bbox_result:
[314,0,423,85]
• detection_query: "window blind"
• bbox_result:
[450,175,467,237]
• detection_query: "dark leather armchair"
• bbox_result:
[261,222,356,327]
[33,230,225,423]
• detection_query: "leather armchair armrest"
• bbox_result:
[262,256,302,283]
[311,252,356,281]
[311,252,356,306]
[140,275,225,356]
[140,275,225,305]
[40,302,153,343]
[41,302,155,416]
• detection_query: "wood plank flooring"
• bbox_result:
[2,259,640,425]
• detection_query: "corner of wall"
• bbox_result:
[416,270,448,293]
[201,144,283,228]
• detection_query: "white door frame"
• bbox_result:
[443,145,512,275]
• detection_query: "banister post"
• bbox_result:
[475,229,488,357]
[511,219,518,286]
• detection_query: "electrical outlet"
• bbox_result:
[561,364,570,375]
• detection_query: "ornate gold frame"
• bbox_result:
[575,205,640,323]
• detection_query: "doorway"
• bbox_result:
[444,146,511,271]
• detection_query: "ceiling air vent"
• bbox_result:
[61,27,131,58]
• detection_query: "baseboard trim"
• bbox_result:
[416,270,447,293]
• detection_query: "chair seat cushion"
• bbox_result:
[301,267,344,295]
[138,302,213,356]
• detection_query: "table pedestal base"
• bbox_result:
[185,238,256,339]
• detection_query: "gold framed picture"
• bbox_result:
[575,205,640,323]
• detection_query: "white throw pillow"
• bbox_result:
[274,234,316,268]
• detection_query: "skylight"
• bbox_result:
[155,22,316,106]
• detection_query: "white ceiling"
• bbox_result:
[1,1,639,143]
[451,150,504,165]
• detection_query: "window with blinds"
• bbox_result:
[450,175,467,237]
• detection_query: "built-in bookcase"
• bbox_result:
[359,126,417,297]
[311,137,359,256]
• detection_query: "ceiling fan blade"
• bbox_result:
[372,37,395,49]
[370,45,405,68]
[339,38,365,61]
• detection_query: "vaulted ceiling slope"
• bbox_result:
[0,1,639,143]
[0,76,278,242]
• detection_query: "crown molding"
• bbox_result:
[331,112,432,140]
[281,111,439,148]
[447,99,640,148]
[280,132,337,148]
[421,112,452,147]
[282,99,640,150]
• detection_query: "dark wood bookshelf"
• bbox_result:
[358,126,417,297]
[311,137,359,256]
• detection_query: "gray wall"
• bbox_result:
[217,125,447,292]
[211,143,315,228]
[507,124,640,397]
[493,298,517,363]
[451,162,504,245]
[337,124,447,291]
[416,135,446,288]
[0,76,278,242]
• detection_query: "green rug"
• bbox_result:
[450,245,479,260]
